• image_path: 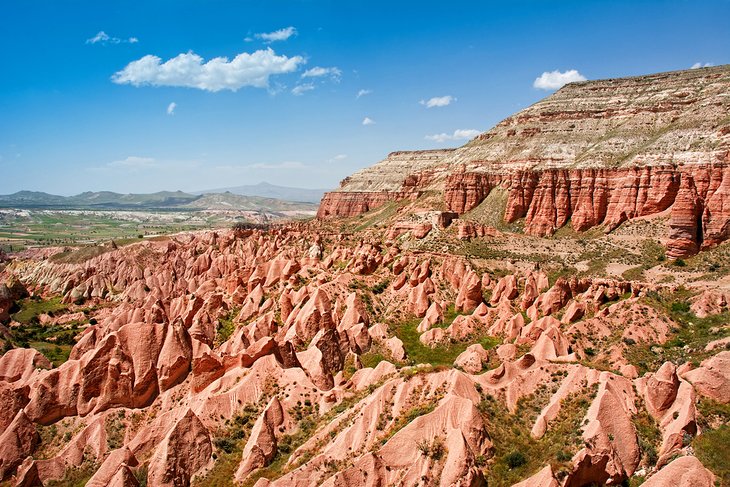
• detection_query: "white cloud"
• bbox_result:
[167,102,176,115]
[86,31,138,45]
[533,69,586,90]
[107,156,157,169]
[91,157,200,174]
[302,66,342,81]
[356,89,372,98]
[291,83,315,96]
[425,129,481,143]
[112,48,305,92]
[362,117,375,125]
[255,26,297,43]
[328,154,347,163]
[691,62,713,69]
[419,95,455,108]
[247,161,305,169]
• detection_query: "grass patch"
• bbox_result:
[694,397,730,484]
[352,201,404,232]
[461,187,523,233]
[621,240,666,281]
[28,341,73,367]
[6,296,84,366]
[632,398,662,469]
[11,296,67,324]
[193,404,261,487]
[624,289,730,375]
[49,245,113,264]
[393,314,499,367]
[215,308,239,346]
[479,383,596,486]
[44,461,98,487]
[693,424,729,485]
[360,351,388,369]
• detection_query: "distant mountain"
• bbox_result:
[0,190,200,208]
[196,182,328,204]
[182,192,317,213]
[0,191,69,206]
[66,190,199,207]
[0,189,318,213]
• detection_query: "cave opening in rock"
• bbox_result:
[695,209,704,245]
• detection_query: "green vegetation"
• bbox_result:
[11,296,67,324]
[105,411,126,450]
[0,208,237,253]
[693,425,729,484]
[632,399,662,468]
[478,382,597,486]
[462,187,523,233]
[391,311,500,367]
[624,289,730,374]
[6,296,84,366]
[621,239,667,281]
[44,461,99,487]
[693,399,730,484]
[351,201,404,232]
[193,403,261,487]
[359,350,388,369]
[215,308,240,346]
[378,402,437,445]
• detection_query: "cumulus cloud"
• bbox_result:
[112,48,305,92]
[166,102,176,115]
[419,95,455,108]
[691,62,714,69]
[356,89,372,98]
[328,154,347,163]
[255,26,297,43]
[362,117,375,125]
[291,83,315,96]
[533,69,586,90]
[247,161,305,169]
[86,31,138,45]
[302,66,342,81]
[425,129,481,143]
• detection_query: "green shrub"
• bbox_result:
[505,451,527,469]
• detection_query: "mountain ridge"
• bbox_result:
[319,64,730,258]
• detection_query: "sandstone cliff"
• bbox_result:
[318,65,730,257]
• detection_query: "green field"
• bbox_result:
[0,208,241,253]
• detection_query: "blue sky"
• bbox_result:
[1,0,728,195]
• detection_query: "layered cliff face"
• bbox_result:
[319,65,730,256]
[317,149,455,218]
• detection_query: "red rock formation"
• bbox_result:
[147,409,212,487]
[234,397,285,482]
[0,410,39,480]
[443,172,495,214]
[317,191,417,218]
[642,455,715,487]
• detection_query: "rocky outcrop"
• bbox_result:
[642,456,715,487]
[234,397,285,482]
[147,409,212,487]
[317,65,730,256]
[317,150,455,218]
[0,410,39,480]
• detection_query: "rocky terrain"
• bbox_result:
[0,65,728,487]
[0,215,727,486]
[319,65,730,258]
